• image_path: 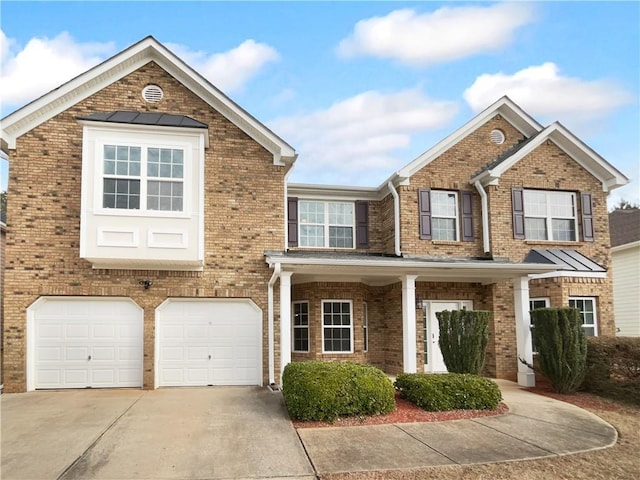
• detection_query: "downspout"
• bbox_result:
[267,263,281,386]
[387,181,402,256]
[474,181,491,254]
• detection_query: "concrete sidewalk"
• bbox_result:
[298,380,618,475]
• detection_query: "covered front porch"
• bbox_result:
[266,251,561,387]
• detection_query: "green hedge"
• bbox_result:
[531,307,586,394]
[436,309,490,374]
[581,336,640,406]
[282,361,395,422]
[394,373,501,411]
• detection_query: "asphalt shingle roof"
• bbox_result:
[609,208,640,247]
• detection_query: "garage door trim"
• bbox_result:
[26,296,143,392]
[154,298,263,388]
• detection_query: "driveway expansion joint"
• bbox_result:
[392,423,459,465]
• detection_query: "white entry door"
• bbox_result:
[423,300,473,373]
[156,299,262,387]
[29,297,143,390]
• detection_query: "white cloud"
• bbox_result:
[269,88,459,185]
[0,30,115,110]
[165,39,279,93]
[463,63,635,125]
[337,3,535,66]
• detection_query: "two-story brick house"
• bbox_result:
[1,37,628,393]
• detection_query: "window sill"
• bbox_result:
[524,240,585,246]
[431,240,461,246]
[93,209,192,219]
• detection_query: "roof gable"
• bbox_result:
[471,122,629,192]
[391,96,542,185]
[1,36,296,165]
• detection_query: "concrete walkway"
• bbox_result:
[1,381,617,479]
[298,380,618,475]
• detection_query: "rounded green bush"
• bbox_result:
[394,373,501,411]
[282,361,395,422]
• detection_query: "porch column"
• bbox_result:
[279,271,293,384]
[513,276,535,387]
[401,275,418,373]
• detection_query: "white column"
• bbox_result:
[279,271,293,384]
[513,276,535,387]
[402,275,418,373]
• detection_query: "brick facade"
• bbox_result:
[1,40,622,392]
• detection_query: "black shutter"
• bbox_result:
[512,187,525,239]
[287,197,298,247]
[461,191,474,242]
[418,189,432,240]
[355,200,369,249]
[581,192,594,242]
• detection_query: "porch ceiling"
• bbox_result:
[265,251,562,286]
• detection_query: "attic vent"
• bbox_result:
[490,129,505,145]
[142,85,163,103]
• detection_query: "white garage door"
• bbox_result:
[30,297,143,390]
[156,299,262,387]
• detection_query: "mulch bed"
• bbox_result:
[292,393,509,428]
[527,377,622,412]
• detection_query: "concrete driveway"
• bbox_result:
[1,387,315,480]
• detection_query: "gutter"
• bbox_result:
[267,263,281,387]
[474,181,491,254]
[387,181,402,256]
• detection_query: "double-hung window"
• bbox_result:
[292,302,309,352]
[299,201,354,248]
[569,297,598,336]
[102,144,185,213]
[322,300,353,353]
[523,190,576,241]
[529,297,550,353]
[431,190,459,241]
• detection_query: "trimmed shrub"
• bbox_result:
[531,307,586,394]
[282,361,395,422]
[436,309,490,374]
[581,336,640,406]
[394,373,501,411]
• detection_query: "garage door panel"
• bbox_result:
[157,300,261,387]
[32,298,143,389]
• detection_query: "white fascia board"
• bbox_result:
[265,254,559,274]
[612,240,640,253]
[396,96,543,180]
[287,183,383,201]
[529,271,608,280]
[1,37,297,166]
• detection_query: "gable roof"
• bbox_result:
[1,36,296,166]
[609,208,640,247]
[470,122,629,192]
[390,96,543,186]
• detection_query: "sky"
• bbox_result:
[1,1,639,207]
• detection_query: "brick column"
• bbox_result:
[401,275,418,373]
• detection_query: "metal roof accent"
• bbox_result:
[524,249,606,272]
[76,111,208,129]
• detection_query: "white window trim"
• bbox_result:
[430,190,459,242]
[529,297,550,354]
[569,296,598,336]
[321,299,354,354]
[84,126,202,219]
[363,302,369,353]
[298,200,356,249]
[292,301,310,353]
[524,190,577,241]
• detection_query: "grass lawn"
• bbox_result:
[319,389,639,480]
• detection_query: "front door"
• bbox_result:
[423,300,473,373]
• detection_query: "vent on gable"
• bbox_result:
[142,85,164,103]
[490,129,505,145]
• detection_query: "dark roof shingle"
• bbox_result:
[609,208,640,247]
